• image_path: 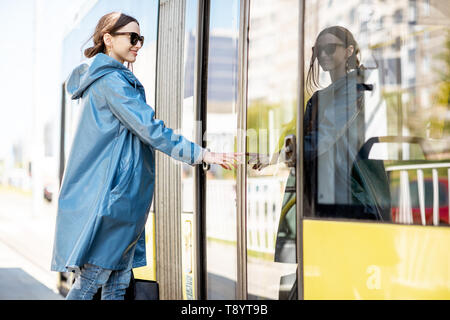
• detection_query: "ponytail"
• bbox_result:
[84,39,106,58]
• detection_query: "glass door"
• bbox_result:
[203,0,240,299]
[246,0,300,300]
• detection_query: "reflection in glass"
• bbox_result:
[205,0,240,299]
[303,0,450,226]
[181,0,199,215]
[303,26,390,220]
[246,0,299,300]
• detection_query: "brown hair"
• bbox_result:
[83,12,139,58]
[306,26,361,95]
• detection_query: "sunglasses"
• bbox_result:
[313,43,344,57]
[112,32,145,46]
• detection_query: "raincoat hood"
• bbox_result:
[67,53,141,99]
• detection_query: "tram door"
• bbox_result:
[188,0,450,300]
[203,0,240,299]
[245,0,300,300]
[202,0,300,299]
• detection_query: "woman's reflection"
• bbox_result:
[251,26,389,299]
[304,25,388,220]
[304,25,365,218]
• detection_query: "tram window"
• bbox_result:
[303,0,450,227]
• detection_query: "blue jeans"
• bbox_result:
[65,262,133,300]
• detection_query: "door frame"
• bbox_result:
[193,0,210,300]
[236,0,250,300]
[296,0,306,301]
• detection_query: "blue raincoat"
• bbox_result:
[51,53,204,273]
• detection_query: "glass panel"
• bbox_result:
[246,0,299,299]
[181,0,198,215]
[205,0,240,299]
[181,0,199,300]
[303,0,450,226]
[63,86,81,168]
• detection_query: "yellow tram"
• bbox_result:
[58,0,450,299]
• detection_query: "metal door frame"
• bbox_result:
[236,0,250,300]
[193,0,210,300]
[296,0,305,301]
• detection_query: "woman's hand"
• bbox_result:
[202,151,243,170]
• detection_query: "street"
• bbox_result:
[0,187,63,300]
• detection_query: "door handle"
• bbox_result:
[203,148,211,171]
[284,134,296,168]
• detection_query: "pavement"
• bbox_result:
[0,186,296,300]
[0,186,63,300]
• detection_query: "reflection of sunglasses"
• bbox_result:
[313,43,344,57]
[112,32,145,46]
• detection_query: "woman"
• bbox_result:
[51,12,239,300]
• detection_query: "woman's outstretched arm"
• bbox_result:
[99,71,240,168]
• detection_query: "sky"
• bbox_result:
[0,0,86,159]
[0,0,34,158]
